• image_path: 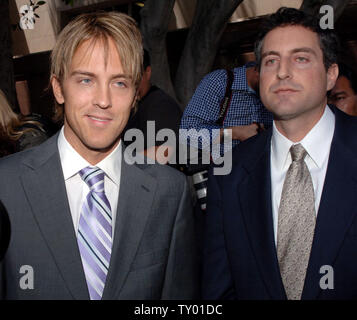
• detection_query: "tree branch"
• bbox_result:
[140,0,177,99]
[174,0,244,109]
[0,0,16,108]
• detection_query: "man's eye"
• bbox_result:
[265,58,277,65]
[114,81,128,88]
[296,56,309,63]
[336,96,345,101]
[80,78,91,84]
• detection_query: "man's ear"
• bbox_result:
[51,76,65,104]
[327,63,339,91]
[146,66,152,81]
[131,90,139,112]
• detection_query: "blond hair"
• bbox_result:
[0,89,23,139]
[51,11,143,88]
[0,89,43,141]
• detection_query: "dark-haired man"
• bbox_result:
[123,49,182,166]
[203,7,357,300]
[329,63,357,116]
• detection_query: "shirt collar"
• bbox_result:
[57,127,122,186]
[271,105,335,170]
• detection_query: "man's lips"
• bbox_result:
[86,115,112,123]
[274,88,299,94]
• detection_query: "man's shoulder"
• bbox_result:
[210,130,271,189]
[142,87,182,115]
[0,149,35,183]
[132,162,189,202]
[197,66,247,95]
[137,161,187,185]
[0,150,24,171]
[202,68,234,84]
[0,134,57,174]
[332,105,357,151]
[0,143,36,166]
[224,129,271,179]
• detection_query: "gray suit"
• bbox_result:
[0,134,199,299]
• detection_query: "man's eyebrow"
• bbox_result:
[261,47,317,60]
[111,73,132,79]
[261,51,280,60]
[331,91,346,96]
[70,70,131,79]
[290,47,317,56]
[70,70,95,77]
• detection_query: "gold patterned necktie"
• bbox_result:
[277,143,316,300]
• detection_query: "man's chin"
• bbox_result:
[85,138,121,153]
[273,113,299,121]
[267,104,298,121]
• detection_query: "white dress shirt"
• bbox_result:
[270,105,335,245]
[58,127,121,234]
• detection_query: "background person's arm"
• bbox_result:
[141,145,174,164]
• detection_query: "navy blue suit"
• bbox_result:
[203,106,357,300]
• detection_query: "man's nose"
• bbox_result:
[94,84,111,109]
[277,58,292,80]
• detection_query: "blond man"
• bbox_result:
[0,12,198,300]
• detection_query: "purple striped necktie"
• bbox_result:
[77,166,112,300]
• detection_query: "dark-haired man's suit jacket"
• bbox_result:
[0,134,199,299]
[0,200,10,263]
[203,106,357,300]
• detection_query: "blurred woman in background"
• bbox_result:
[0,89,49,157]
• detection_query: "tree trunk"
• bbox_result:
[300,0,350,20]
[0,0,16,109]
[174,0,244,109]
[140,0,177,100]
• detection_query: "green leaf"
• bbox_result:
[61,0,75,5]
[34,13,40,18]
[37,1,46,5]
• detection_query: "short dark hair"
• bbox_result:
[338,63,357,94]
[143,49,151,69]
[254,7,340,71]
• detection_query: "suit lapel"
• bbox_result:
[237,131,286,299]
[302,109,357,299]
[102,154,157,299]
[20,135,89,299]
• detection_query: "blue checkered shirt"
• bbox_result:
[180,64,273,158]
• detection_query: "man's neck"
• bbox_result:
[274,105,326,142]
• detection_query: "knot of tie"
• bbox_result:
[79,166,105,193]
[290,143,307,162]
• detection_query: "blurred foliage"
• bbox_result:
[61,0,75,5]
